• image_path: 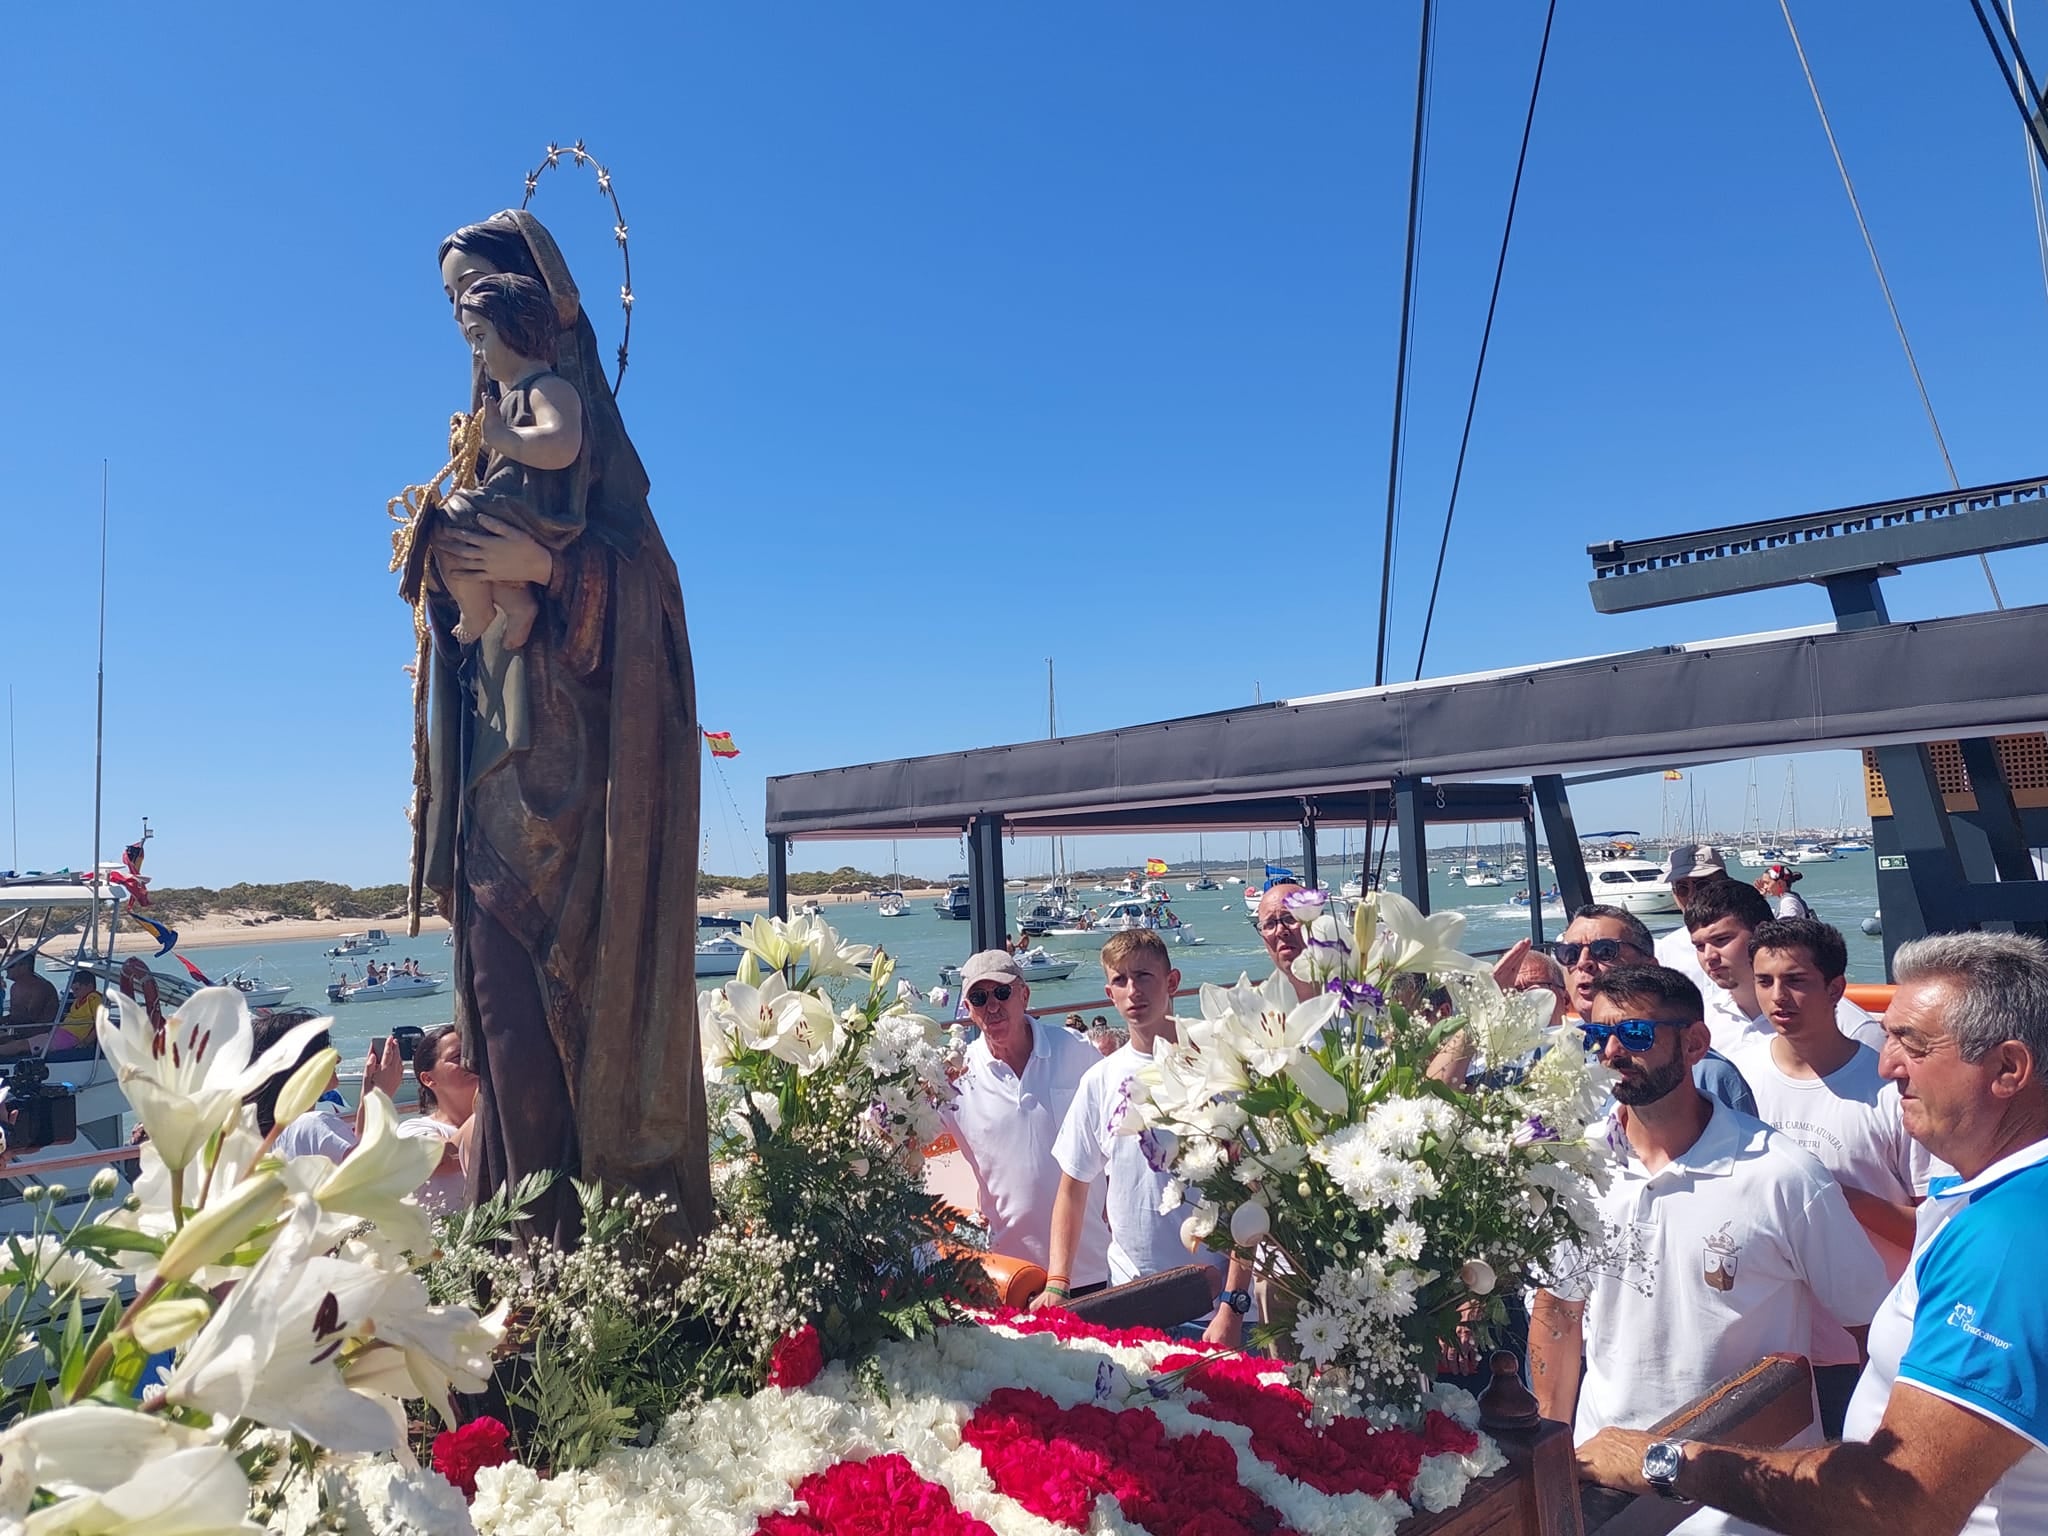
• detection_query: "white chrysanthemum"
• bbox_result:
[1382,1217,1427,1262]
[1293,1305,1345,1366]
[1178,1136,1225,1182]
[1364,1097,1432,1157]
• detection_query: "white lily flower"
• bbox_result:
[164,1198,404,1452]
[95,987,333,1173]
[0,1404,206,1520]
[1128,1036,1245,1140]
[1368,889,1491,977]
[302,1089,442,1256]
[22,1444,263,1536]
[763,989,843,1076]
[359,1280,507,1428]
[1197,975,1347,1117]
[782,913,874,980]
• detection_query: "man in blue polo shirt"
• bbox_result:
[1576,931,2048,1534]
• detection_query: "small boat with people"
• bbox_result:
[217,959,292,1008]
[325,928,393,958]
[326,958,443,1004]
[1093,898,1204,944]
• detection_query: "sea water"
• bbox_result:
[174,856,1884,1061]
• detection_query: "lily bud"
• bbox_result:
[273,1048,341,1130]
[127,1296,214,1353]
[156,1173,287,1283]
[1460,1259,1497,1296]
[88,1168,120,1199]
[1230,1201,1271,1247]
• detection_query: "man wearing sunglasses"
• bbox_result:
[940,951,1111,1295]
[1530,964,1889,1532]
[1553,905,1758,1118]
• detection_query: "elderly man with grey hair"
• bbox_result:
[1577,932,2048,1534]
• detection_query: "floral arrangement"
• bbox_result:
[1129,888,1612,1409]
[693,915,982,1379]
[465,1307,1505,1536]
[0,984,499,1533]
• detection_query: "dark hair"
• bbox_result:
[1568,904,1654,955]
[1591,963,1705,1021]
[1749,918,1848,982]
[1682,880,1772,935]
[459,273,559,367]
[413,1024,458,1113]
[248,1008,332,1134]
[439,220,546,285]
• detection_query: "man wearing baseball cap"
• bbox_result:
[940,950,1111,1293]
[1651,844,1737,991]
[1,953,58,1028]
[1757,863,1815,921]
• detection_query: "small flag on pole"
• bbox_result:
[1145,858,1169,876]
[702,729,740,759]
[1662,770,1684,781]
[175,954,213,987]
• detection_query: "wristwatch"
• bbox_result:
[1642,1439,1687,1499]
[1219,1289,1252,1316]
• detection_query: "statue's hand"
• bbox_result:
[437,515,554,587]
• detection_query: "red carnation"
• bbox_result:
[768,1323,825,1389]
[430,1415,515,1499]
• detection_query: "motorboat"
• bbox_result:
[938,946,1079,986]
[1736,847,1788,869]
[326,966,444,1004]
[1832,838,1873,853]
[1788,843,1839,864]
[1186,874,1218,892]
[1094,899,1203,944]
[326,928,393,958]
[1017,882,1085,935]
[699,912,743,934]
[1139,880,1174,903]
[218,959,291,1009]
[1585,858,1678,916]
[934,879,973,921]
[798,899,825,917]
[696,934,747,977]
[1506,862,1527,881]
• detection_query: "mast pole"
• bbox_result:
[89,462,108,956]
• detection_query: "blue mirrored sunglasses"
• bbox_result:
[1577,1017,1683,1053]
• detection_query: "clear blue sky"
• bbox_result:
[6,2,2046,887]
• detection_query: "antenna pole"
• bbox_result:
[7,685,16,870]
[90,462,108,954]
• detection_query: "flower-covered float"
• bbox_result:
[0,903,1611,1536]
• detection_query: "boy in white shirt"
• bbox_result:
[1685,882,1884,1055]
[1730,917,1931,1436]
[1039,930,1241,1326]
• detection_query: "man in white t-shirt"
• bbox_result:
[941,950,1110,1291]
[1683,877,1884,1056]
[1653,844,1738,993]
[1039,930,1240,1328]
[1730,916,1930,1437]
[1529,963,1890,1536]
[1576,932,2048,1535]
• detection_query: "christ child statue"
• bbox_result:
[433,272,587,648]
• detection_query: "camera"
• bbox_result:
[0,1057,79,1154]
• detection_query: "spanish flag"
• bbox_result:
[703,729,740,759]
[1145,858,1169,876]
[1662,770,1684,781]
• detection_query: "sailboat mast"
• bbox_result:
[89,462,108,955]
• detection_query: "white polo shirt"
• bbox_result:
[942,1019,1110,1287]
[1844,1139,2048,1535]
[1053,1031,1229,1289]
[1547,1100,1892,1536]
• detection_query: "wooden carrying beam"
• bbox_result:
[1581,1354,1815,1536]
[1060,1263,1221,1331]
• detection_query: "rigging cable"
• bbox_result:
[1967,0,2048,174]
[2010,0,2048,316]
[1373,0,1437,687]
[1778,0,2004,607]
[1412,0,1560,682]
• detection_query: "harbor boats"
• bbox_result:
[218,959,292,1008]
[1093,898,1204,944]
[325,964,444,1004]
[1017,880,1085,935]
[934,878,973,920]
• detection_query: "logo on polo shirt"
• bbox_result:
[1944,1304,2012,1350]
[1702,1222,1740,1292]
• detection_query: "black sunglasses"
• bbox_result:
[1578,1017,1683,1052]
[967,983,1015,1007]
[1550,938,1637,967]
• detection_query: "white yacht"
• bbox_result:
[938,946,1078,986]
[1585,858,1678,916]
[695,934,747,977]
[1787,843,1839,864]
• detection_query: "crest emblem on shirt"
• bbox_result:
[1701,1222,1740,1292]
